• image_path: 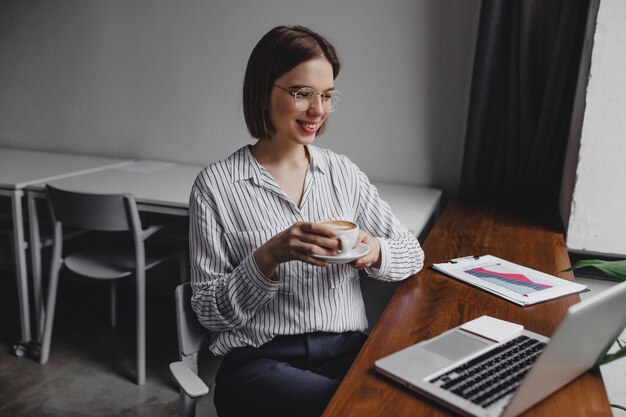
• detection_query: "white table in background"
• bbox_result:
[27,160,205,341]
[0,147,132,354]
[30,160,204,215]
[372,182,443,240]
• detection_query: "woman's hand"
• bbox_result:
[349,230,382,270]
[254,222,340,279]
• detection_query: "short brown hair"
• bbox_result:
[243,25,341,139]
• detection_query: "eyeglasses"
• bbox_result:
[274,84,344,112]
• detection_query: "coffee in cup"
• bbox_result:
[317,220,359,255]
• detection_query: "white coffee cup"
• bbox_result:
[318,220,359,255]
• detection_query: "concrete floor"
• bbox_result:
[0,270,220,417]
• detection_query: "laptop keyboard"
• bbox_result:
[429,335,547,408]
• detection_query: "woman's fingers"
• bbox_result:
[295,222,341,252]
[299,235,341,252]
[293,240,338,257]
[300,222,337,237]
[349,233,381,270]
[350,253,373,270]
[299,254,329,268]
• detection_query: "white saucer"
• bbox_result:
[312,243,370,264]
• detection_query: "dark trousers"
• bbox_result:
[214,331,368,417]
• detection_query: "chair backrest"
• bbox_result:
[175,282,210,358]
[45,184,140,232]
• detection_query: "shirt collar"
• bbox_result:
[307,145,328,175]
[231,144,328,183]
[230,145,260,183]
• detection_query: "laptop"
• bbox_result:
[375,280,626,417]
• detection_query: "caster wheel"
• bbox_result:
[12,342,27,357]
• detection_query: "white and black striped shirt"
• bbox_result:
[189,145,424,356]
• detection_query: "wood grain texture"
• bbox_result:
[322,200,611,417]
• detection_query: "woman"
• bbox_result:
[189,25,424,417]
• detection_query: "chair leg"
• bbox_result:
[179,391,197,417]
[39,255,62,364]
[136,271,146,385]
[110,281,117,327]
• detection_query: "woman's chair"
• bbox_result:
[169,282,210,417]
[39,184,187,385]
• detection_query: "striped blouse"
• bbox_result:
[189,145,425,356]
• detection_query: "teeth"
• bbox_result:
[303,123,316,129]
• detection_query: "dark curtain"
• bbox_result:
[459,0,590,206]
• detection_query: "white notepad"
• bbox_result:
[460,315,524,342]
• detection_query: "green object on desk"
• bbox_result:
[568,259,626,281]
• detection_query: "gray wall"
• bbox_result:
[0,0,481,194]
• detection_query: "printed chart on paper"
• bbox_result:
[464,264,553,296]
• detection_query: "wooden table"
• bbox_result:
[322,200,611,416]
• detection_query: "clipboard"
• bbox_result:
[432,254,587,306]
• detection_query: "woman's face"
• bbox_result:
[267,57,335,146]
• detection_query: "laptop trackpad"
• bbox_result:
[422,331,490,361]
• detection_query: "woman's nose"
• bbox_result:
[308,93,325,115]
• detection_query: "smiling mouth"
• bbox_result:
[298,120,318,130]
